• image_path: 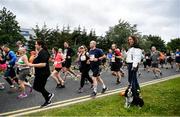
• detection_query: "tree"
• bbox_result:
[146,35,166,52]
[0,7,25,49]
[105,19,140,49]
[138,35,152,52]
[167,38,180,52]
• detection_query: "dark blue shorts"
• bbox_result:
[4,67,16,78]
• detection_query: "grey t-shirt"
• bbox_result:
[151,51,160,63]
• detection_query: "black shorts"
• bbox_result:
[160,59,165,64]
[90,65,100,77]
[4,67,16,78]
[55,68,61,72]
[64,59,72,68]
[151,62,158,68]
[111,62,122,71]
[146,59,151,67]
[167,57,173,63]
[175,57,180,63]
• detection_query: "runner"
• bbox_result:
[78,45,93,93]
[166,51,174,69]
[63,42,78,80]
[2,45,18,88]
[88,41,107,97]
[107,49,113,70]
[0,48,6,89]
[159,52,165,68]
[150,46,163,78]
[16,47,32,99]
[144,52,151,72]
[28,40,54,108]
[175,49,180,72]
[111,44,123,84]
[50,48,65,88]
[29,51,36,78]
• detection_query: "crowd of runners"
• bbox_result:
[0,36,180,108]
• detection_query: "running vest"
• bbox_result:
[17,56,29,70]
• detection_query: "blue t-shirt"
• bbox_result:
[175,51,180,58]
[107,53,113,59]
[89,48,104,66]
[5,51,17,67]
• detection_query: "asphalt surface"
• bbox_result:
[0,65,179,114]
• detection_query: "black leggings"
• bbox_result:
[33,75,50,102]
[127,63,140,97]
[80,67,93,88]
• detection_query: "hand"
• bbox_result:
[93,58,98,62]
[67,56,71,59]
[132,67,138,71]
[86,60,90,64]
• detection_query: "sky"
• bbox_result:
[0,0,180,42]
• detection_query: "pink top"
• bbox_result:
[54,53,63,68]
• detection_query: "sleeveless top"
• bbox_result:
[17,55,29,70]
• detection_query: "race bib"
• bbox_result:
[90,55,95,61]
[111,57,115,62]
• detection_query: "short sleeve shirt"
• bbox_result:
[33,49,50,76]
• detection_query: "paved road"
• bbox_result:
[0,65,179,114]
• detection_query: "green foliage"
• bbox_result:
[167,38,180,52]
[146,35,166,52]
[105,19,140,49]
[0,7,25,49]
[28,24,97,52]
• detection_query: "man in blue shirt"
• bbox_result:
[88,41,107,97]
[3,45,18,88]
[175,49,180,71]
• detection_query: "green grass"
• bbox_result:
[29,77,180,116]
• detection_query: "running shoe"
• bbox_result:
[40,101,51,108]
[90,92,97,97]
[101,87,108,94]
[78,88,83,93]
[47,93,54,103]
[116,78,121,84]
[0,85,4,90]
[18,93,27,99]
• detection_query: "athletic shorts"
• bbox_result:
[55,68,61,72]
[4,67,16,78]
[167,57,173,63]
[151,62,159,68]
[64,59,72,68]
[111,62,122,71]
[175,57,180,63]
[90,65,101,77]
[19,69,30,81]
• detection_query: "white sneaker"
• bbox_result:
[10,85,15,88]
[0,85,5,90]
